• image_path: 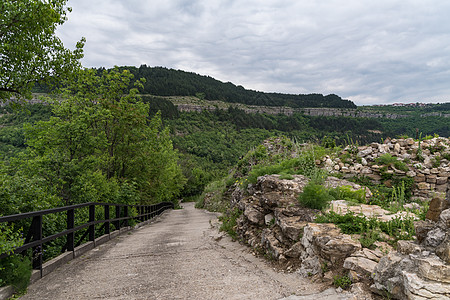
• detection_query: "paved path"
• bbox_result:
[21,203,329,300]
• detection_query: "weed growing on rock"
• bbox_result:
[218,207,242,240]
[333,274,352,289]
[315,211,416,245]
[298,183,366,210]
[298,183,333,210]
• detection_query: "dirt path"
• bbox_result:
[21,203,332,300]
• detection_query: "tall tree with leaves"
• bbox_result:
[17,68,185,205]
[0,0,84,101]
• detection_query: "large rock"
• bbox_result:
[256,174,308,198]
[371,252,415,299]
[440,208,450,228]
[241,197,265,225]
[403,271,450,299]
[416,255,450,283]
[284,241,304,258]
[414,220,435,243]
[316,234,361,264]
[343,256,378,278]
[436,237,450,263]
[275,213,308,242]
[425,227,446,247]
[426,197,450,222]
[261,228,284,259]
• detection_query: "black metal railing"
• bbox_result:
[0,201,174,276]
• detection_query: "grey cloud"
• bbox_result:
[57,0,450,105]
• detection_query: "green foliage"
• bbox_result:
[316,211,416,244]
[298,181,366,210]
[376,154,409,172]
[389,182,406,212]
[0,223,24,256]
[333,274,352,289]
[119,66,357,108]
[7,68,185,205]
[328,185,365,203]
[298,183,333,210]
[321,136,336,148]
[195,174,232,212]
[0,255,31,291]
[245,144,328,186]
[218,207,242,240]
[376,153,398,165]
[0,0,85,101]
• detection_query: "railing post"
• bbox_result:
[30,215,43,273]
[114,206,120,230]
[104,205,110,235]
[145,206,150,221]
[124,206,129,227]
[67,209,74,252]
[89,204,95,242]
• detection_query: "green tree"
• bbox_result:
[15,68,185,205]
[0,0,85,101]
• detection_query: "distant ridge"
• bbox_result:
[112,65,357,109]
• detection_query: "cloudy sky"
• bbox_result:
[57,0,450,105]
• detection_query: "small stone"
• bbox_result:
[348,270,360,283]
[414,173,425,182]
[264,213,274,225]
[406,170,416,177]
[436,176,448,185]
[358,148,373,157]
[426,175,437,184]
[417,182,430,190]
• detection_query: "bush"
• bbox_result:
[333,274,352,289]
[298,183,333,210]
[0,255,31,291]
[376,153,397,165]
[328,185,365,203]
[219,207,242,240]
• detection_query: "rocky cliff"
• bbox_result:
[220,137,450,299]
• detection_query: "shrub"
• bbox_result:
[298,183,333,210]
[376,153,397,165]
[0,255,31,291]
[219,207,242,240]
[328,185,365,203]
[333,274,352,289]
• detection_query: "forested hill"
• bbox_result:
[111,65,356,109]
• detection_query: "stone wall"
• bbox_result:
[327,137,450,202]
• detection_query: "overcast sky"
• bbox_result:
[57,0,450,106]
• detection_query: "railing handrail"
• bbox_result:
[0,201,175,276]
[0,201,174,222]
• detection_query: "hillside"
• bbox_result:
[114,66,356,109]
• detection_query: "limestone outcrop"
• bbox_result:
[227,137,450,299]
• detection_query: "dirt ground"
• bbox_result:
[20,202,341,300]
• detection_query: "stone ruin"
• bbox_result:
[227,137,450,299]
